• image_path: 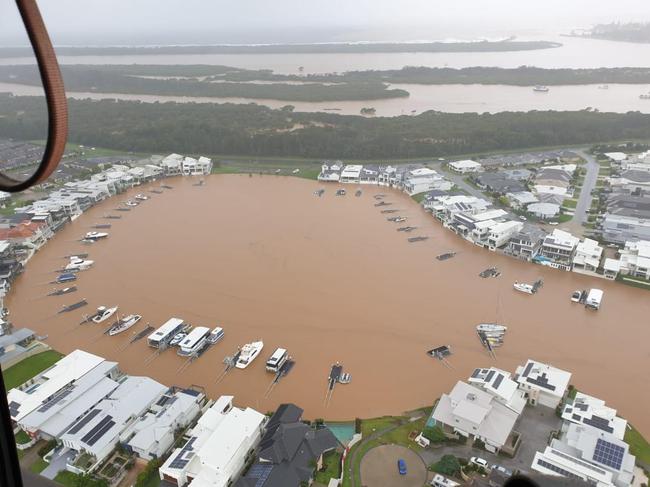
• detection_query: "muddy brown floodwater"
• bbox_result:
[5,175,650,435]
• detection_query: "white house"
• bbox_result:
[339,164,363,183]
[403,168,453,195]
[487,221,524,250]
[618,239,650,280]
[122,388,204,460]
[468,367,527,415]
[431,381,520,453]
[159,395,266,487]
[527,202,560,220]
[561,392,627,440]
[539,229,580,270]
[448,159,482,174]
[506,191,538,210]
[317,161,344,182]
[572,238,603,273]
[7,350,108,426]
[182,156,212,176]
[61,376,167,467]
[603,152,627,164]
[532,423,636,487]
[515,359,572,409]
[161,154,184,176]
[603,258,621,280]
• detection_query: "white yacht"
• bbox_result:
[65,258,94,271]
[92,306,118,324]
[533,85,550,92]
[178,326,210,356]
[513,281,534,294]
[207,326,225,344]
[84,231,108,240]
[135,194,149,201]
[476,323,507,335]
[236,341,264,369]
[170,332,187,347]
[108,314,141,336]
[125,200,139,207]
[265,348,288,373]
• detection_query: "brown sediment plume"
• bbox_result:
[5,175,649,436]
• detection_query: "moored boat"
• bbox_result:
[65,258,94,271]
[48,286,77,296]
[207,326,225,344]
[92,306,118,324]
[108,314,141,336]
[236,341,264,369]
[476,323,507,335]
[84,231,108,240]
[436,251,456,261]
[55,273,77,283]
[533,85,550,92]
[513,281,534,294]
[265,347,288,373]
[135,194,149,201]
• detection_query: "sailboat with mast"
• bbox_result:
[476,284,507,356]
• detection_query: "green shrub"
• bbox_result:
[38,439,57,458]
[422,425,446,443]
[432,455,461,476]
[135,459,161,487]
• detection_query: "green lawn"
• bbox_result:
[15,429,31,445]
[314,450,342,484]
[139,475,161,487]
[624,425,650,464]
[54,471,78,487]
[556,214,573,223]
[2,350,64,390]
[29,457,49,474]
[562,199,578,209]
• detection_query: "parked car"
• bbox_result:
[397,458,407,475]
[491,464,512,476]
[470,457,489,469]
[519,215,527,221]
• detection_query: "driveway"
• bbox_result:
[41,448,75,480]
[361,445,427,487]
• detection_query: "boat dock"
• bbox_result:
[47,286,77,296]
[115,208,131,212]
[263,358,296,398]
[103,215,122,219]
[397,226,416,232]
[436,251,456,261]
[427,345,453,368]
[92,224,111,229]
[215,348,242,383]
[374,201,392,207]
[59,299,87,313]
[325,362,350,406]
[408,236,428,243]
[380,209,399,214]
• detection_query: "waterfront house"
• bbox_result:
[506,191,539,210]
[532,423,636,487]
[122,388,205,460]
[424,194,490,218]
[430,381,520,453]
[0,328,35,370]
[61,376,167,469]
[514,359,572,409]
[448,159,482,174]
[467,367,527,415]
[339,164,363,183]
[403,167,453,195]
[506,226,547,261]
[561,392,627,440]
[235,403,339,487]
[0,220,50,260]
[527,202,561,220]
[182,156,213,176]
[572,238,603,273]
[603,258,621,280]
[487,220,524,250]
[159,395,266,487]
[603,152,627,164]
[539,229,580,270]
[161,153,184,176]
[317,161,344,182]
[617,239,650,280]
[359,164,380,184]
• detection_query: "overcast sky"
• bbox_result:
[2,0,649,46]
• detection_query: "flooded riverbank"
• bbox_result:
[5,175,649,434]
[3,81,650,116]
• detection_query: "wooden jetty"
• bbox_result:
[59,299,87,313]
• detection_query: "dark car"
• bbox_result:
[397,458,407,475]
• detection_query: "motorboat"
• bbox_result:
[336,189,346,196]
[476,323,507,335]
[65,258,94,271]
[207,326,225,344]
[170,332,187,347]
[55,273,77,283]
[533,85,550,92]
[178,326,211,356]
[92,306,118,324]
[125,200,139,207]
[513,281,535,294]
[355,189,362,197]
[84,231,108,240]
[135,194,149,201]
[265,347,288,373]
[236,341,264,369]
[108,314,141,336]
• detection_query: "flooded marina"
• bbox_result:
[5,175,650,434]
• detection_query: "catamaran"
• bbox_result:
[108,314,141,336]
[476,323,508,335]
[265,347,289,373]
[236,341,264,369]
[84,231,108,241]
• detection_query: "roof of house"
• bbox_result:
[516,360,572,398]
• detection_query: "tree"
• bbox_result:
[422,425,446,443]
[432,455,461,476]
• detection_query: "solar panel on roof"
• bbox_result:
[583,415,614,433]
[37,387,75,412]
[8,401,20,417]
[84,419,115,447]
[471,368,481,378]
[593,438,625,470]
[485,370,495,382]
[526,373,556,391]
[247,463,274,487]
[81,415,113,444]
[493,374,504,389]
[522,361,534,377]
[67,409,101,435]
